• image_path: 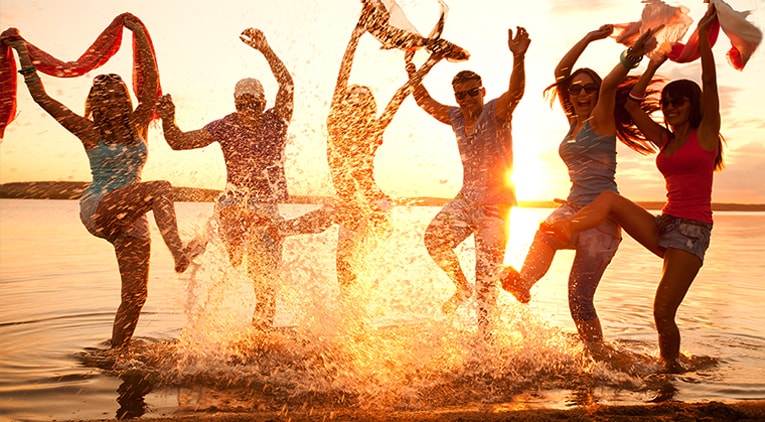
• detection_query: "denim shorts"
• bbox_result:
[656,214,712,263]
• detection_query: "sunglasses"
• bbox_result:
[455,87,482,100]
[568,83,598,96]
[93,73,122,85]
[661,98,689,108]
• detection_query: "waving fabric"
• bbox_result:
[0,13,161,138]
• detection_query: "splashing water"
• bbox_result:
[75,205,718,415]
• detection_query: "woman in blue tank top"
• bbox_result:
[499,25,659,355]
[6,15,201,349]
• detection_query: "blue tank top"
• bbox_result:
[559,121,618,207]
[81,137,147,201]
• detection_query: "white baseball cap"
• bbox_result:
[234,78,264,99]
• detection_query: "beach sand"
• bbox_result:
[87,400,765,421]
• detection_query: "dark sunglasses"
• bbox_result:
[93,73,122,85]
[455,87,482,100]
[661,98,689,108]
[568,83,598,96]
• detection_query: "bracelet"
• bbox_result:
[23,75,40,83]
[619,48,642,69]
[628,91,645,102]
[18,66,37,76]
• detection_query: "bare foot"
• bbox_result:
[500,266,530,303]
[540,219,572,244]
[441,286,473,315]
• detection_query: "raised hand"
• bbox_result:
[588,24,614,41]
[631,24,664,57]
[122,14,144,33]
[240,28,267,51]
[508,26,530,56]
[155,94,176,119]
[698,3,717,35]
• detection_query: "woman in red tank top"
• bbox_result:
[544,4,726,373]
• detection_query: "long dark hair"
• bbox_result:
[544,68,659,155]
[84,74,134,135]
[661,79,725,171]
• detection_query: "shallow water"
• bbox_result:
[1,199,764,421]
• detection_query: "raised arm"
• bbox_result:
[240,28,294,123]
[696,4,721,151]
[3,30,97,147]
[330,6,369,110]
[404,52,451,125]
[495,26,530,121]
[155,94,216,150]
[591,26,660,137]
[377,50,445,132]
[555,25,613,122]
[123,15,158,137]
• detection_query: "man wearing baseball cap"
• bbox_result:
[156,28,333,331]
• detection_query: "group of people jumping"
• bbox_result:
[1,1,731,374]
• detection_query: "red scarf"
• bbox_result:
[0,13,161,138]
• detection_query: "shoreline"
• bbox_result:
[84,400,765,421]
[2,181,765,211]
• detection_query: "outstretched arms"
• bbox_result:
[696,4,721,151]
[123,15,158,137]
[378,50,445,132]
[404,53,451,125]
[240,28,294,123]
[555,25,613,123]
[155,94,216,150]
[591,25,660,137]
[495,26,530,122]
[330,5,371,111]
[2,29,96,147]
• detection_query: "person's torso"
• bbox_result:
[204,109,289,202]
[449,99,514,205]
[82,133,147,200]
[656,130,716,224]
[559,120,618,206]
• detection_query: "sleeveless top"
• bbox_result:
[559,120,618,207]
[656,130,716,224]
[448,99,515,206]
[81,136,147,203]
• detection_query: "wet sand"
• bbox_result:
[88,400,765,421]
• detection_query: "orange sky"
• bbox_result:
[1,0,764,203]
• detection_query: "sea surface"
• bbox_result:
[1,198,764,421]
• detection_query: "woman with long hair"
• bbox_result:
[500,25,660,350]
[544,5,724,373]
[4,15,199,349]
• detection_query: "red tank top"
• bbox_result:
[656,131,717,224]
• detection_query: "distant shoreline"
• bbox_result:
[2,181,765,211]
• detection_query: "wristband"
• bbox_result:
[18,66,37,76]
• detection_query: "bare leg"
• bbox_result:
[501,234,557,303]
[550,191,663,257]
[473,205,510,337]
[424,212,473,315]
[248,228,282,330]
[655,248,701,373]
[336,224,358,295]
[110,235,150,349]
[97,181,193,272]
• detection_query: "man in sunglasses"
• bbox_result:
[156,28,333,331]
[405,27,530,337]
